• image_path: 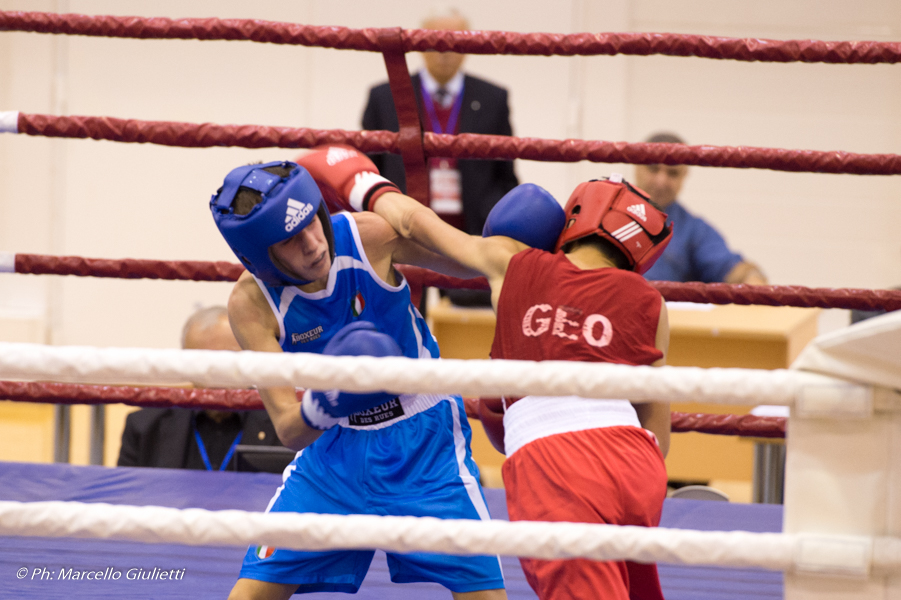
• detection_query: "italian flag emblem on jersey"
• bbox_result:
[256,545,275,559]
[352,292,366,317]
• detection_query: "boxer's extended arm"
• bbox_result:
[632,299,671,457]
[374,191,521,288]
[376,182,563,285]
[352,212,484,284]
[295,144,521,288]
[228,272,323,451]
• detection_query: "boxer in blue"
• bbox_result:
[210,159,506,600]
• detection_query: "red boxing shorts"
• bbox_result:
[502,425,667,600]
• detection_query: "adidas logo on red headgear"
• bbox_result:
[611,222,643,243]
[326,146,359,166]
[626,203,647,222]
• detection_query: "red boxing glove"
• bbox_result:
[294,145,401,212]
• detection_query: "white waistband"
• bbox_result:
[504,396,641,457]
[338,393,453,431]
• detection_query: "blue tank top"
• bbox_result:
[254,212,439,361]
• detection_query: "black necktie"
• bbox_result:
[434,87,451,108]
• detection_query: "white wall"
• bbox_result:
[0,0,899,350]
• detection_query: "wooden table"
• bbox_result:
[663,303,817,487]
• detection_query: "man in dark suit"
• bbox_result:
[362,9,518,306]
[117,306,283,470]
[361,9,519,235]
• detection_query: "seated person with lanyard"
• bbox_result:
[294,145,672,600]
[118,305,281,471]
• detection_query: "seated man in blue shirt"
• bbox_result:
[635,132,767,285]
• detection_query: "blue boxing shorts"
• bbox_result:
[239,393,505,594]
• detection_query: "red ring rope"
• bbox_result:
[13,113,901,176]
[649,281,901,311]
[0,381,785,438]
[14,253,244,282]
[670,411,785,439]
[2,11,900,64]
[0,380,265,411]
[12,253,901,312]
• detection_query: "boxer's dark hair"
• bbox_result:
[564,235,631,271]
[233,164,295,216]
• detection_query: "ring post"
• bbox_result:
[784,312,901,599]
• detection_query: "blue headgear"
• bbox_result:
[210,161,335,286]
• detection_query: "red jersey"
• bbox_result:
[491,249,663,366]
[495,249,668,600]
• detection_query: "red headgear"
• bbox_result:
[554,176,673,274]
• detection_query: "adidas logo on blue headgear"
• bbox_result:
[210,160,335,286]
[285,198,314,232]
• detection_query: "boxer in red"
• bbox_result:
[296,145,673,600]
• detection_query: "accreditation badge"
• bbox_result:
[429,159,463,216]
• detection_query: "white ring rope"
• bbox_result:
[0,111,18,134]
[1,500,899,575]
[0,342,869,407]
[0,342,896,579]
[0,251,14,273]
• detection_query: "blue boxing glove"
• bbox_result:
[301,321,403,430]
[482,183,565,251]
